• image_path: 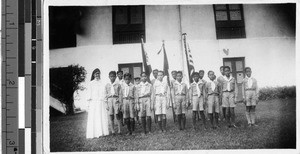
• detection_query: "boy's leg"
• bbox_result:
[177,114,182,130]
[230,107,236,128]
[207,95,215,128]
[182,114,186,130]
[245,106,251,126]
[200,111,207,128]
[147,116,152,133]
[229,92,237,127]
[157,114,162,132]
[192,111,197,130]
[162,114,167,132]
[250,106,257,126]
[130,118,135,134]
[108,98,115,134]
[214,96,220,127]
[126,118,132,135]
[192,96,199,129]
[215,113,219,127]
[141,116,147,134]
[209,113,214,128]
[116,113,122,134]
[197,111,201,121]
[110,115,115,134]
[226,107,231,127]
[222,107,226,121]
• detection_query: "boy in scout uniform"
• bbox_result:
[242,67,259,127]
[198,70,207,121]
[189,72,206,130]
[151,69,158,85]
[136,72,153,134]
[172,71,189,130]
[152,70,170,132]
[170,70,178,88]
[205,71,222,129]
[134,77,141,127]
[105,71,123,135]
[217,66,226,121]
[122,73,136,135]
[221,66,238,128]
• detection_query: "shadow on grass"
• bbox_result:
[50,98,296,152]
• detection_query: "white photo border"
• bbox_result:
[43,0,300,153]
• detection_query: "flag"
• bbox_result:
[182,34,195,84]
[159,41,176,122]
[162,42,170,86]
[186,43,195,83]
[141,38,152,80]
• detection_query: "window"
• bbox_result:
[49,6,81,49]
[113,6,145,44]
[213,4,246,39]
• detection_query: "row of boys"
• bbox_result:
[105,66,258,135]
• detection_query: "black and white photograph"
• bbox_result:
[44,0,297,153]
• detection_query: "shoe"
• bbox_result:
[247,123,252,127]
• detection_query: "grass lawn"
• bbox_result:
[50,98,296,152]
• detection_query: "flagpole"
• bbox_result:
[161,40,176,123]
[178,5,186,77]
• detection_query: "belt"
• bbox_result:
[223,90,233,92]
[245,89,255,91]
[208,93,219,96]
[175,94,186,96]
[108,95,118,98]
[139,95,150,98]
[123,97,134,100]
[155,94,166,97]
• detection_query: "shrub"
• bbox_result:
[258,86,296,101]
[50,64,86,115]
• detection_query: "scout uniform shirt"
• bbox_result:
[205,79,222,113]
[189,80,205,111]
[242,76,259,101]
[105,81,122,101]
[172,81,189,114]
[136,81,152,98]
[121,82,136,118]
[122,82,135,99]
[205,80,221,95]
[172,81,188,96]
[152,79,170,115]
[221,75,236,92]
[136,81,153,117]
[104,81,123,115]
[189,80,205,98]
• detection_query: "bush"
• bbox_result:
[258,86,296,101]
[50,64,86,115]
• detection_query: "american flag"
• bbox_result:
[186,43,195,83]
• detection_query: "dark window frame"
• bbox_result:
[213,4,246,39]
[112,6,146,44]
